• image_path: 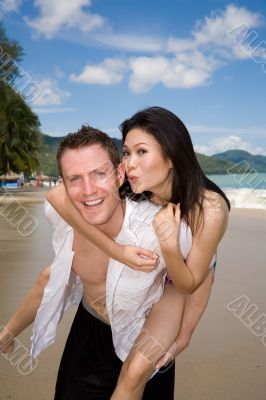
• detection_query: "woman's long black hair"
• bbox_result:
[120,106,230,233]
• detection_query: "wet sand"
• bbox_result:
[0,192,266,399]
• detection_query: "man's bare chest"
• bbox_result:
[72,231,109,285]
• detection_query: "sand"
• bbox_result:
[0,189,46,205]
[0,193,266,400]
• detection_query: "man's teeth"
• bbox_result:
[84,199,103,206]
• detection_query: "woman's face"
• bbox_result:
[122,128,173,199]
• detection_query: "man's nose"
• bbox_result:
[82,177,97,195]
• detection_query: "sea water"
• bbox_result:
[208,172,266,209]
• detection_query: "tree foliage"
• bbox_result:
[0,23,41,175]
[0,22,24,81]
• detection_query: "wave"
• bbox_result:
[224,188,266,209]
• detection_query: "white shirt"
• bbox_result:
[31,198,193,360]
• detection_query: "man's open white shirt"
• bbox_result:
[31,198,193,361]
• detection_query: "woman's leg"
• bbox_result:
[175,268,214,353]
[157,268,214,367]
[156,268,215,368]
[110,284,185,400]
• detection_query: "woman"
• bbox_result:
[47,107,230,399]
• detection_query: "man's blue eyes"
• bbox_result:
[70,172,106,182]
[70,176,80,182]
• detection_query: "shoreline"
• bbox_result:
[1,189,266,212]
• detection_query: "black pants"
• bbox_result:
[55,302,175,400]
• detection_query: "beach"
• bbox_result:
[0,190,266,400]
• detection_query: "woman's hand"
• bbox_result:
[152,203,181,249]
[0,326,15,355]
[120,245,159,272]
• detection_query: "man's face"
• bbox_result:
[61,144,125,227]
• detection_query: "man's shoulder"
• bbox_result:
[44,199,72,236]
[126,198,161,225]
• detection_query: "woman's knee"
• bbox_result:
[120,352,154,391]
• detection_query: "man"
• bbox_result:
[0,125,214,399]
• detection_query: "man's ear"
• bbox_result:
[117,162,126,187]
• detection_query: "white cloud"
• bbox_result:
[43,128,65,137]
[90,5,263,59]
[94,33,164,53]
[194,135,266,156]
[167,5,263,56]
[66,4,265,93]
[193,5,263,48]
[73,51,215,93]
[129,57,169,93]
[190,125,266,137]
[129,51,217,93]
[33,107,76,114]
[128,5,265,92]
[70,58,127,85]
[32,79,70,106]
[0,0,21,16]
[25,0,105,38]
[167,37,196,53]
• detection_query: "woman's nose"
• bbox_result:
[126,154,137,171]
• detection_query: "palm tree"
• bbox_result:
[0,23,41,175]
[0,81,41,175]
[0,22,23,82]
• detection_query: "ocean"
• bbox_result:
[208,172,266,210]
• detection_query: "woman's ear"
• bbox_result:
[168,159,173,169]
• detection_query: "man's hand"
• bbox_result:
[0,326,15,355]
[155,340,178,369]
[121,245,159,272]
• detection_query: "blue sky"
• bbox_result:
[1,0,266,155]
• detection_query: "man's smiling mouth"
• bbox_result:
[83,198,104,207]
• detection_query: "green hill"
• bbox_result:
[196,153,240,175]
[37,135,253,177]
[213,150,266,173]
[37,135,63,177]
